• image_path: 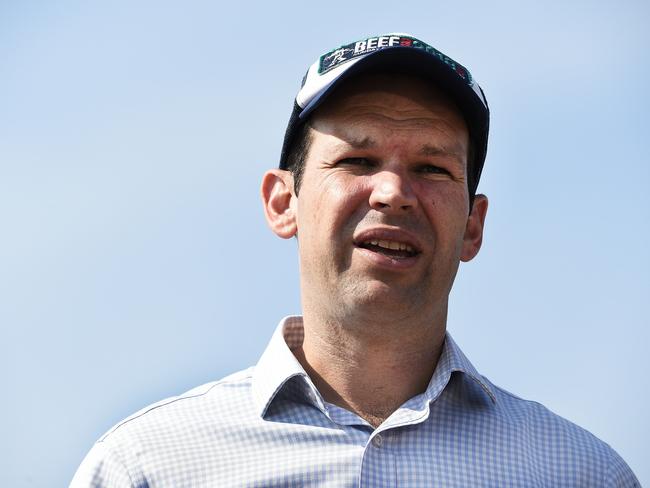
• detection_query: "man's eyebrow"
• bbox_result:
[338,139,464,158]
[419,144,463,158]
[345,136,376,149]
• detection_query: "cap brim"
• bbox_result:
[299,46,488,136]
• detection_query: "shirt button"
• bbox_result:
[372,434,383,448]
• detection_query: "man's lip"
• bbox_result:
[353,227,423,254]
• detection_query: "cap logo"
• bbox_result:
[318,35,473,85]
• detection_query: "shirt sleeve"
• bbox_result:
[69,441,135,488]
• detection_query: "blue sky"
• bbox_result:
[1,1,648,486]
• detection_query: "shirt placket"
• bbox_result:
[359,429,397,488]
[356,401,431,488]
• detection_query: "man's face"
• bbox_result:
[286,74,487,322]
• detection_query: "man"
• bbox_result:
[71,33,639,487]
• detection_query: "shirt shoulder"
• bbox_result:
[71,367,258,487]
[484,378,640,486]
[100,367,255,442]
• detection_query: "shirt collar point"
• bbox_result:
[252,316,325,418]
[429,333,498,406]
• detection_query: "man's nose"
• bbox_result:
[368,170,417,213]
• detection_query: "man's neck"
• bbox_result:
[294,309,447,428]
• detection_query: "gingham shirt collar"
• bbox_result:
[252,315,496,420]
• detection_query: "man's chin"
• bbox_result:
[337,279,427,314]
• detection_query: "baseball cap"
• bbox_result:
[279,33,490,197]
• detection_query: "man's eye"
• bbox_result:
[338,157,374,167]
[418,164,450,175]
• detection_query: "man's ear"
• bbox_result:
[261,169,298,239]
[460,194,488,262]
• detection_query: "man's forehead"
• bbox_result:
[308,76,468,156]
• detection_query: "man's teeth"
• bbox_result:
[368,240,414,253]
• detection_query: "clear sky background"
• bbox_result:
[1,1,648,486]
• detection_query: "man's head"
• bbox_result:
[262,70,488,328]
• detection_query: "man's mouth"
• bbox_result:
[357,239,419,259]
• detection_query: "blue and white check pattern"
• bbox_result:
[71,316,639,487]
